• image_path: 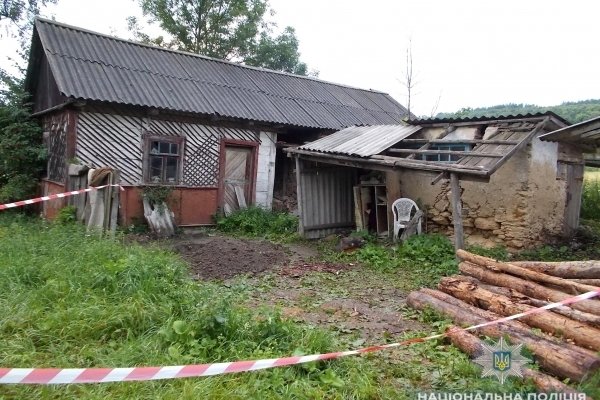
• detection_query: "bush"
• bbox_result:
[55,205,77,225]
[214,206,298,237]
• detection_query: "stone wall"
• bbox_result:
[399,136,572,250]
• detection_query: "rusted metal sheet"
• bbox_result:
[299,125,421,157]
[297,160,356,239]
[30,18,409,130]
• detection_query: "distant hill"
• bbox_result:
[435,99,600,124]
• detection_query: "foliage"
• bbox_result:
[55,205,77,224]
[437,99,600,124]
[0,215,392,398]
[0,0,56,39]
[214,206,298,239]
[141,185,173,215]
[466,244,510,261]
[0,73,47,204]
[128,0,315,76]
[581,175,600,220]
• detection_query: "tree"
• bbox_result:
[399,37,418,117]
[1,0,56,39]
[128,0,315,76]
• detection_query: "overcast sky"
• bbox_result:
[2,0,599,116]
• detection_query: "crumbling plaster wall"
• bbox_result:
[399,134,569,250]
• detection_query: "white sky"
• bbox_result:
[1,0,599,116]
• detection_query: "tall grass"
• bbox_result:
[0,215,390,399]
[581,176,600,220]
[214,206,298,239]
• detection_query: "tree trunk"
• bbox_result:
[420,288,598,358]
[438,277,600,351]
[459,261,600,316]
[457,250,599,294]
[445,325,592,398]
[569,278,600,286]
[406,290,600,383]
[511,261,600,279]
[457,275,600,327]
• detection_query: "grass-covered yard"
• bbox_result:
[0,211,598,398]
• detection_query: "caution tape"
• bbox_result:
[0,185,124,211]
[1,288,598,384]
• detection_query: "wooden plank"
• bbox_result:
[450,173,464,251]
[416,116,547,128]
[235,186,247,208]
[388,148,504,157]
[109,170,120,239]
[295,156,304,237]
[354,186,364,230]
[386,170,402,235]
[406,126,455,160]
[485,117,550,177]
[563,164,584,236]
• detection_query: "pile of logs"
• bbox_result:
[407,250,600,397]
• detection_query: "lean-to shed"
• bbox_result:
[287,113,590,250]
[25,18,410,224]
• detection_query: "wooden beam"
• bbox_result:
[406,126,456,159]
[388,148,504,158]
[386,170,402,236]
[295,156,304,237]
[414,116,547,128]
[431,172,447,185]
[450,172,464,251]
[485,116,550,177]
[400,139,521,145]
[297,154,397,172]
[371,155,489,174]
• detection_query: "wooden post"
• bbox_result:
[295,156,304,237]
[109,170,120,239]
[450,172,464,251]
[386,170,402,237]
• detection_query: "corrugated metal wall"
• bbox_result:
[298,160,356,239]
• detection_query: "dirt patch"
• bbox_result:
[173,237,288,280]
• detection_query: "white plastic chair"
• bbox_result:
[392,198,422,241]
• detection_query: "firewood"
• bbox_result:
[456,250,598,294]
[511,260,600,279]
[445,325,591,398]
[459,261,600,316]
[438,277,600,351]
[457,275,600,327]
[406,290,600,383]
[420,288,598,358]
[569,278,600,286]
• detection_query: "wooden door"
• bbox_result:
[563,163,584,236]
[222,146,253,214]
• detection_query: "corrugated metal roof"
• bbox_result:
[29,18,409,130]
[299,125,421,157]
[539,116,600,145]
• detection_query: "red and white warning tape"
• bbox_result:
[0,185,124,211]
[1,288,598,384]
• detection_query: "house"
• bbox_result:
[287,113,590,250]
[25,18,410,225]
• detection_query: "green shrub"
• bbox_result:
[215,206,298,237]
[55,205,77,225]
[581,178,600,220]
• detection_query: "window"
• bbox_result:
[424,144,470,163]
[144,136,184,184]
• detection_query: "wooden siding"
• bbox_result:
[43,112,69,184]
[76,111,261,187]
[32,52,67,113]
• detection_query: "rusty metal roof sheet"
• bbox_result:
[299,125,421,157]
[29,18,409,130]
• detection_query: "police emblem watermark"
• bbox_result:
[473,337,530,384]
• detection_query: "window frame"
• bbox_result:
[142,134,185,185]
[424,143,471,163]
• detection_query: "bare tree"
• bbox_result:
[430,90,442,118]
[399,37,418,117]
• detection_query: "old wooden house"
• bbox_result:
[25,18,409,225]
[287,113,589,250]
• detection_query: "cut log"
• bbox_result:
[457,250,599,294]
[569,278,600,286]
[438,277,600,351]
[420,288,599,358]
[407,290,600,383]
[511,260,600,279]
[457,275,600,328]
[459,261,600,316]
[446,325,591,398]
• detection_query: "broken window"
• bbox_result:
[144,135,184,184]
[425,144,470,163]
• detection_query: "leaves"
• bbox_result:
[129,0,313,75]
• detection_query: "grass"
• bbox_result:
[0,214,394,399]
[214,206,299,242]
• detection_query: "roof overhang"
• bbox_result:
[539,116,600,147]
[286,116,552,183]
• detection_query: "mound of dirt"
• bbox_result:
[173,237,288,280]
